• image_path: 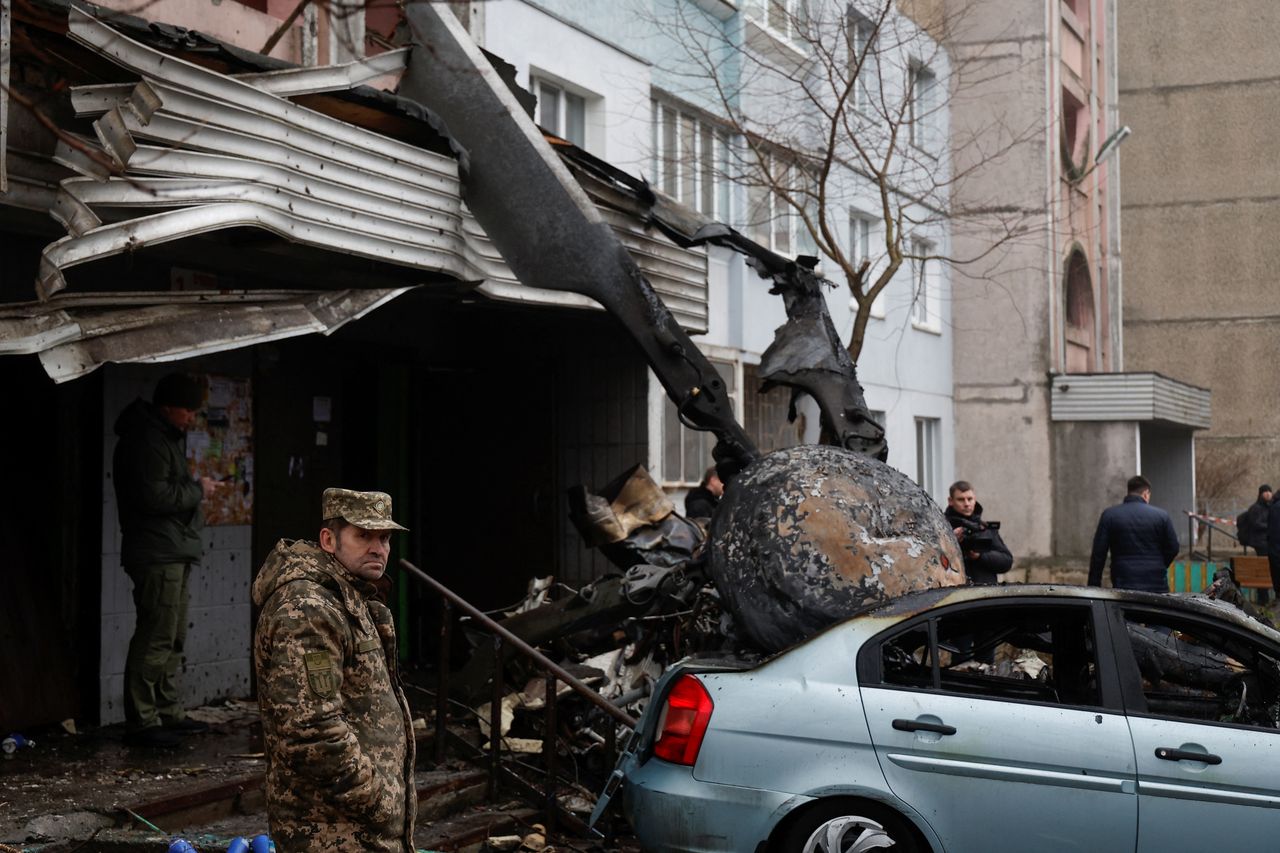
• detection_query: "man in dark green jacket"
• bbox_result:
[113,373,219,748]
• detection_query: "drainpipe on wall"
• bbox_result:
[1044,0,1059,374]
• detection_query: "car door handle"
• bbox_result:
[892,718,956,736]
[1155,747,1222,765]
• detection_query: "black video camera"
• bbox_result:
[954,517,1002,552]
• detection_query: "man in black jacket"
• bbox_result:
[1268,497,1280,594]
[1237,484,1272,555]
[944,480,1013,585]
[113,373,221,747]
[1087,475,1180,592]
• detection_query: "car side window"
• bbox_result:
[1120,610,1280,729]
[880,604,1101,708]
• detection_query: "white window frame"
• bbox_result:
[535,77,588,148]
[747,152,816,256]
[915,416,941,499]
[850,211,883,318]
[849,11,878,116]
[748,0,810,42]
[652,99,731,219]
[910,237,941,333]
[908,61,938,152]
[660,356,742,487]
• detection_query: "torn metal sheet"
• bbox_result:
[230,47,409,95]
[0,288,410,382]
[1,0,9,193]
[708,444,966,651]
[38,203,455,301]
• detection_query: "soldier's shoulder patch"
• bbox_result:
[303,651,332,671]
[303,651,339,699]
[355,636,381,654]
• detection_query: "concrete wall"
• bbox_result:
[1140,423,1195,546]
[950,0,1124,560]
[100,363,252,724]
[947,2,1055,556]
[1119,0,1280,514]
[1050,421,1137,559]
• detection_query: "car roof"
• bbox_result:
[853,584,1280,642]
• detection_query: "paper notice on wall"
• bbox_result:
[313,395,332,423]
[187,431,211,464]
[186,374,254,526]
[208,378,233,407]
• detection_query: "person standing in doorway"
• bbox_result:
[1087,475,1180,592]
[113,372,220,748]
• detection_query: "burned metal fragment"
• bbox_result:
[709,444,966,651]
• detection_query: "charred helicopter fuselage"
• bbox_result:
[401,6,965,656]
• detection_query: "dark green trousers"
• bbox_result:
[124,562,193,730]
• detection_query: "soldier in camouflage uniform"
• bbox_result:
[253,488,416,852]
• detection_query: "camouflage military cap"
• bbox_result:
[322,488,408,531]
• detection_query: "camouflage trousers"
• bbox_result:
[124,562,193,730]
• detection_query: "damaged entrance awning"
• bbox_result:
[0,7,710,380]
[0,288,411,383]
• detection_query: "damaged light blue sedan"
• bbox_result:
[594,585,1280,852]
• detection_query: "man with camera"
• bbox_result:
[944,480,1013,585]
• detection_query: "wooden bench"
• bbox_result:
[1230,555,1273,590]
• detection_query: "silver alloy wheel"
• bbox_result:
[801,815,896,852]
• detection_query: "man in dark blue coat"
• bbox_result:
[1087,475,1180,592]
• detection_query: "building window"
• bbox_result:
[849,11,878,114]
[1064,248,1095,373]
[908,62,938,150]
[536,79,586,148]
[663,359,739,485]
[909,238,940,333]
[746,153,817,256]
[915,416,940,498]
[748,0,810,41]
[851,212,883,318]
[1061,86,1089,181]
[652,100,730,218]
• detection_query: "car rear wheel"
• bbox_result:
[779,800,922,853]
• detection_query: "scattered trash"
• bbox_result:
[60,718,78,735]
[168,840,197,853]
[226,835,273,853]
[2,733,34,756]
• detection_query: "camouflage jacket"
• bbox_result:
[252,540,416,852]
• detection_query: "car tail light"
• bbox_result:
[652,674,714,766]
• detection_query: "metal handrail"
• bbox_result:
[399,559,636,834]
[1184,511,1242,562]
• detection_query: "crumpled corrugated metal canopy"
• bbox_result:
[0,6,711,380]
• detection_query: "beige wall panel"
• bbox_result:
[944,0,1045,44]
[1122,203,1280,320]
[1120,0,1280,91]
[955,384,1054,557]
[1125,322,1280,437]
[950,237,1052,384]
[951,47,1048,211]
[1120,87,1280,207]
